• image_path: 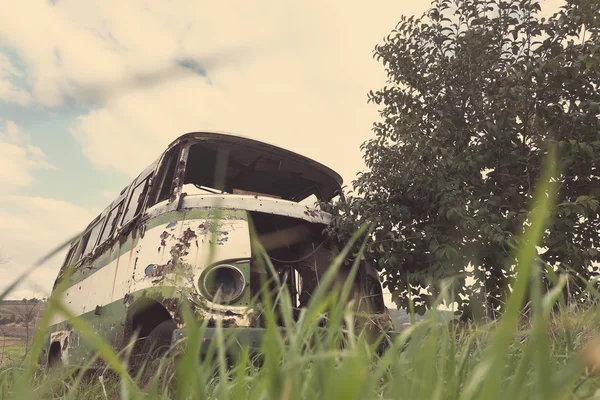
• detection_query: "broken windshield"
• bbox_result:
[182,141,340,202]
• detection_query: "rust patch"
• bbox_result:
[221,309,243,317]
[169,228,198,265]
[118,232,129,245]
[123,292,133,306]
[160,231,170,247]
[162,297,183,325]
[169,158,186,205]
[110,250,122,302]
[198,222,210,235]
[222,318,237,328]
[92,235,116,259]
[126,246,136,277]
[175,160,186,185]
[51,331,67,341]
[147,263,171,279]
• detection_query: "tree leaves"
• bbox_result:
[326,0,600,319]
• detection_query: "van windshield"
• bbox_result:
[183,141,340,202]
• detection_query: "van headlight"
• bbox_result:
[202,264,246,304]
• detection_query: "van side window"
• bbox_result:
[148,147,180,207]
[80,219,105,259]
[121,177,151,226]
[62,243,79,268]
[98,202,123,245]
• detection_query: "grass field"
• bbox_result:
[0,296,597,399]
[0,336,26,366]
[0,336,26,369]
[0,153,598,399]
[0,345,25,363]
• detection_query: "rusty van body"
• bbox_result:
[42,131,389,367]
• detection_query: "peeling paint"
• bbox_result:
[166,221,177,229]
[160,231,170,247]
[162,297,183,325]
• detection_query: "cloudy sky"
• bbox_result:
[0,0,562,302]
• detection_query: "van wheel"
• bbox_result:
[47,341,62,368]
[140,320,176,362]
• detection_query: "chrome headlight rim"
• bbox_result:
[201,263,247,304]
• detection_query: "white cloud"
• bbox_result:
[0,120,55,192]
[0,0,434,185]
[0,121,75,299]
[0,53,32,106]
[0,196,98,299]
[0,1,567,183]
[0,53,20,77]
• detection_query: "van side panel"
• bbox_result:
[44,208,251,366]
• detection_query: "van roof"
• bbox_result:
[168,131,344,186]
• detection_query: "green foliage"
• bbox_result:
[325,0,600,319]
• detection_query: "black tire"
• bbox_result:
[134,320,176,388]
[140,319,176,361]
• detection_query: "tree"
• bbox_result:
[326,0,600,319]
[14,301,41,352]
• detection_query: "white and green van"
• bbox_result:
[42,131,390,367]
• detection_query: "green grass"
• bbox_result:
[0,299,597,400]
[0,346,25,360]
[1,149,599,399]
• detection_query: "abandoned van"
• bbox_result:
[42,131,390,367]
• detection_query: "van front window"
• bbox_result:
[183,142,339,203]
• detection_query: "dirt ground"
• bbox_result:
[0,336,26,347]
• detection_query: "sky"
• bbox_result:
[0,0,563,304]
